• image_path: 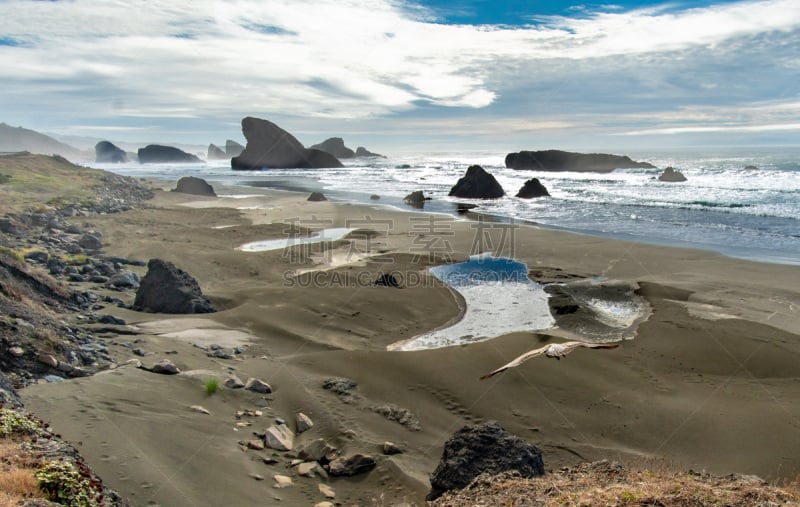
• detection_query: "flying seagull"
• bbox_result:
[480,341,620,380]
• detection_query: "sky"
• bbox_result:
[0,0,799,153]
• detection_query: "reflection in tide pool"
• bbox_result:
[237,228,354,252]
[390,254,554,351]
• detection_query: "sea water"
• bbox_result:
[96,146,800,266]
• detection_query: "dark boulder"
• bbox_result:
[231,117,343,170]
[78,233,103,251]
[133,259,216,314]
[172,176,216,197]
[449,165,504,199]
[355,146,385,158]
[310,137,355,158]
[374,273,400,288]
[307,192,327,202]
[403,190,428,208]
[505,150,656,172]
[95,141,127,163]
[138,145,202,164]
[516,178,550,198]
[427,421,545,501]
[225,139,245,157]
[207,144,227,160]
[658,166,687,182]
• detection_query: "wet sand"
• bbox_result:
[21,186,800,506]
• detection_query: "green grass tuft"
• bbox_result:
[204,377,219,395]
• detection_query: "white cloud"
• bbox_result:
[0,0,798,145]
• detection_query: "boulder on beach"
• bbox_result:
[138,145,202,164]
[307,191,327,202]
[207,144,227,160]
[356,146,385,158]
[449,165,504,199]
[133,258,216,314]
[172,176,216,197]
[516,178,550,198]
[505,150,655,172]
[310,137,355,159]
[231,117,344,170]
[427,421,545,501]
[403,190,428,208]
[225,139,245,157]
[95,141,127,163]
[658,167,687,182]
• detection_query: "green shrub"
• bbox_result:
[0,409,41,437]
[35,460,102,507]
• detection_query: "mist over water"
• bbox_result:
[98,146,800,266]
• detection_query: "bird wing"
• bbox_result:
[479,341,620,380]
[479,344,550,380]
[563,341,620,353]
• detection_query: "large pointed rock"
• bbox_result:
[449,165,504,199]
[225,139,245,157]
[207,144,227,160]
[231,117,343,170]
[658,166,687,182]
[133,259,216,314]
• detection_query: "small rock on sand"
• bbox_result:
[151,359,180,375]
[382,441,403,455]
[328,454,377,477]
[245,377,272,394]
[315,503,334,507]
[318,483,336,499]
[224,375,245,389]
[190,405,211,415]
[296,412,314,433]
[273,474,293,488]
[298,438,336,462]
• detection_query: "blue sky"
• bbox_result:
[0,0,798,153]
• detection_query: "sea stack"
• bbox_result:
[207,144,227,160]
[505,150,655,172]
[138,145,202,164]
[95,141,127,163]
[449,165,505,198]
[658,167,687,182]
[516,178,550,198]
[231,117,343,170]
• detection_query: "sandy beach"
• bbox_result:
[20,184,800,506]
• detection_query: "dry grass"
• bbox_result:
[0,439,44,506]
[431,461,800,507]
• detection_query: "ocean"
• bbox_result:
[96,146,800,266]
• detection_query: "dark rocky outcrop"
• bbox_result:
[133,259,216,314]
[137,145,202,164]
[207,144,227,160]
[516,178,550,198]
[744,165,759,170]
[307,191,327,202]
[356,146,385,158]
[374,273,400,287]
[448,165,505,199]
[403,190,429,208]
[172,176,216,197]
[95,141,127,163]
[505,150,655,172]
[231,117,343,170]
[658,166,687,182]
[310,137,355,159]
[225,139,245,157]
[427,421,545,501]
